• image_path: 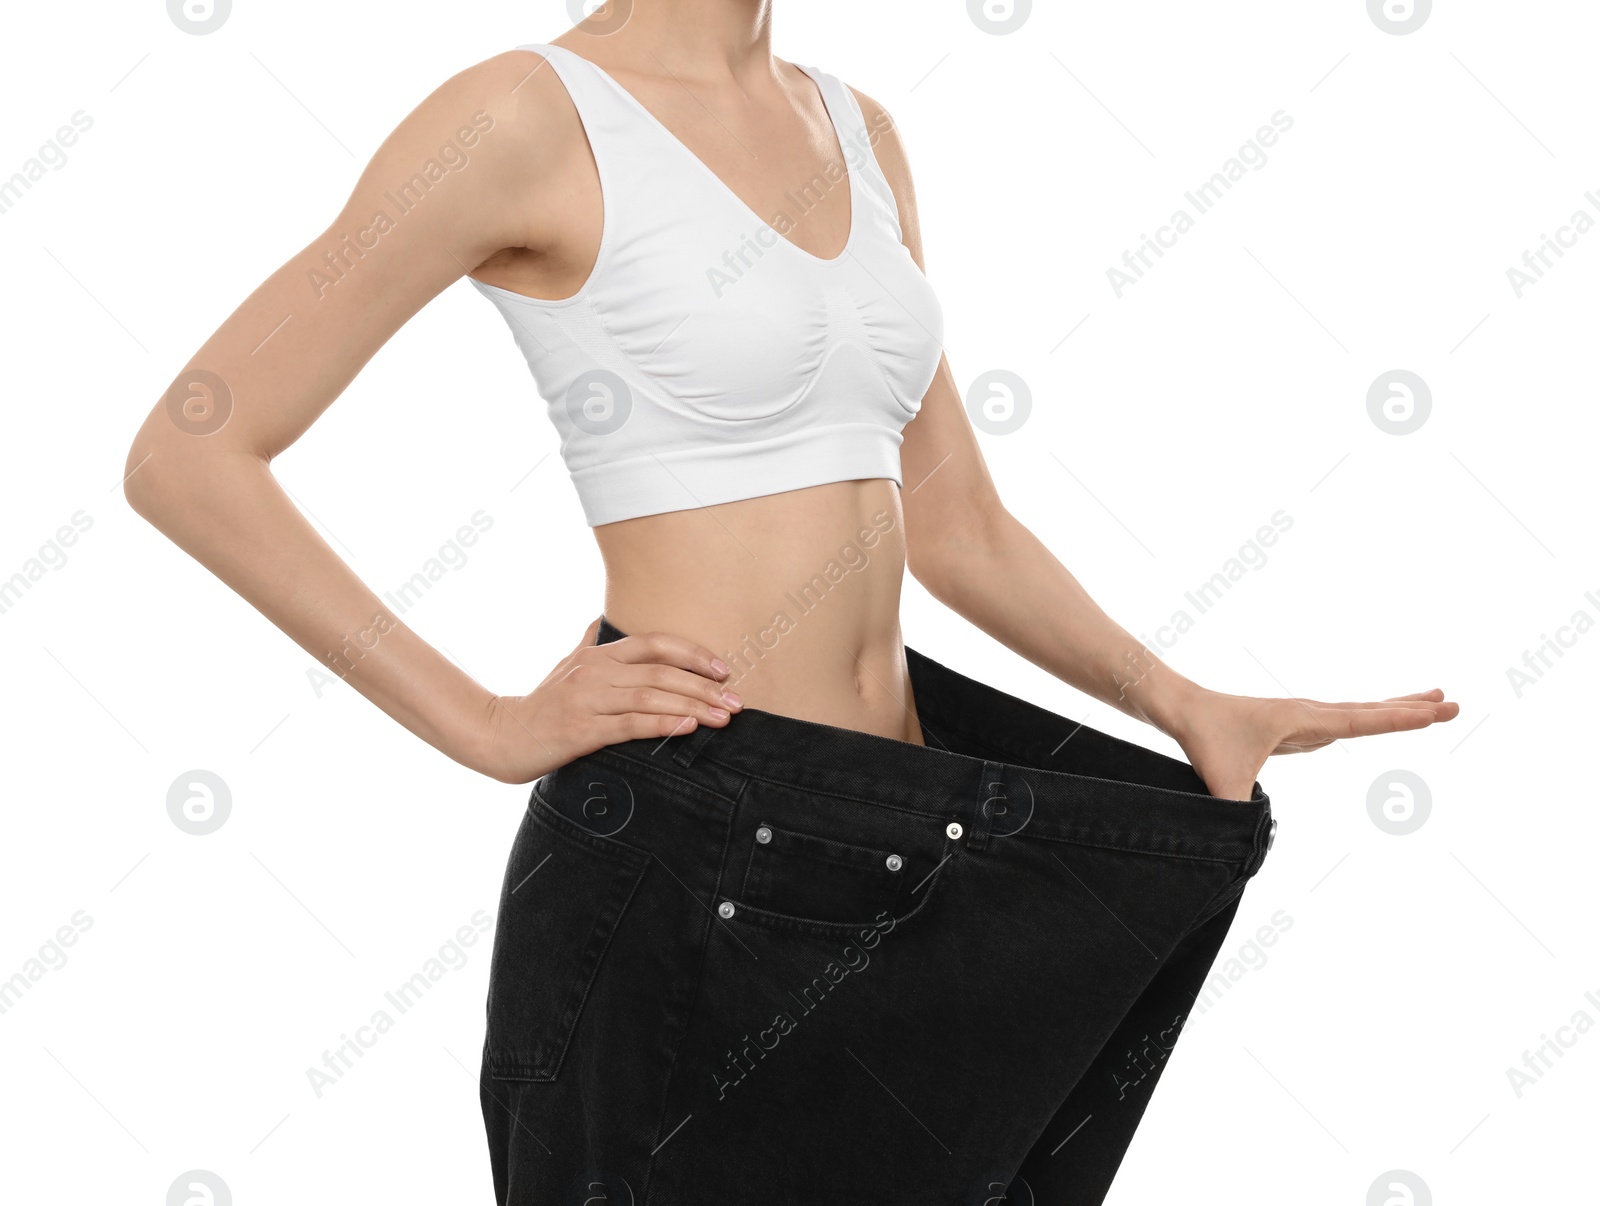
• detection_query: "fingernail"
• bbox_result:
[709,707,729,721]
[722,690,742,709]
[711,657,730,676]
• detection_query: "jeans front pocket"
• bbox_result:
[483,789,651,1082]
[740,822,905,926]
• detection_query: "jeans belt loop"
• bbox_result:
[669,719,720,769]
[969,761,1006,852]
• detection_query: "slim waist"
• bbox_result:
[589,615,1272,868]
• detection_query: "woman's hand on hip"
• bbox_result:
[1168,686,1459,803]
[473,618,742,784]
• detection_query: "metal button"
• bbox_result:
[718,901,736,919]
[1266,818,1278,851]
[885,854,903,872]
[755,825,772,844]
[946,822,963,841]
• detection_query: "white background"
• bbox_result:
[2,1,1594,1202]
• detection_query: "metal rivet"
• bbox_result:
[718,901,735,919]
[885,854,903,872]
[1266,818,1278,851]
[755,826,772,844]
[946,822,963,841]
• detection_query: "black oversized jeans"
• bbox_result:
[480,617,1275,1204]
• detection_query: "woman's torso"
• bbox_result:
[596,480,920,742]
[470,38,931,743]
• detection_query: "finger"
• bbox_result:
[602,630,730,682]
[1296,703,1440,741]
[1212,778,1257,803]
[611,662,742,711]
[595,712,701,744]
[1297,696,1443,712]
[1378,691,1460,721]
[1384,689,1445,703]
[595,684,734,728]
[1302,697,1458,723]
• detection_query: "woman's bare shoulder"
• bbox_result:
[399,46,580,180]
[351,45,592,259]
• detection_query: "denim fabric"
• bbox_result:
[480,617,1275,1205]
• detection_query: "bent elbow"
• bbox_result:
[121,434,176,524]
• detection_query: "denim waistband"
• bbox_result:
[590,615,1273,868]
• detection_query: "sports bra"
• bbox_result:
[469,43,945,527]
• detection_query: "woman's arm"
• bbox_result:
[125,51,738,784]
[851,87,1458,800]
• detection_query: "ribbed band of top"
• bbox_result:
[571,421,904,525]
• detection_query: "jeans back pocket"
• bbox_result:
[483,791,650,1082]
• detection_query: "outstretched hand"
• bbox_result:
[1169,688,1459,803]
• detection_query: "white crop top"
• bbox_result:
[470,43,945,526]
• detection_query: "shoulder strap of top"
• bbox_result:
[513,42,624,128]
[515,42,740,185]
[801,64,903,240]
[510,42,681,224]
